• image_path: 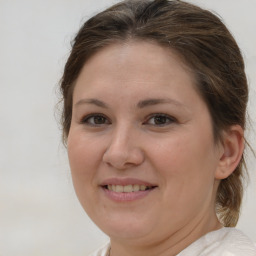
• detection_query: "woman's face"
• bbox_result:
[67,41,222,244]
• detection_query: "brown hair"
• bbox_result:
[60,0,248,227]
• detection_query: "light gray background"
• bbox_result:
[0,0,255,255]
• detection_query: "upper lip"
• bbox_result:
[100,177,157,187]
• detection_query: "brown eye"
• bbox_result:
[82,114,110,126]
[92,116,107,124]
[146,114,176,126]
[154,116,168,125]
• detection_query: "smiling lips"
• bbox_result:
[105,184,154,193]
[101,178,157,202]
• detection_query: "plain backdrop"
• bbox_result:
[0,0,255,255]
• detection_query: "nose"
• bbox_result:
[102,126,145,170]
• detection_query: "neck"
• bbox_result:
[109,213,222,256]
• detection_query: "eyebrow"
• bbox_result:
[137,98,185,109]
[74,97,186,109]
[74,98,109,108]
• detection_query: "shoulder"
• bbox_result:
[178,228,256,256]
[88,243,110,256]
[206,228,256,256]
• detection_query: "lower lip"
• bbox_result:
[101,187,156,202]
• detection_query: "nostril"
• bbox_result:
[103,145,145,169]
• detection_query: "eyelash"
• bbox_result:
[80,113,177,127]
[80,113,110,126]
[144,113,177,126]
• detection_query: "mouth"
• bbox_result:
[102,184,156,193]
[100,178,158,201]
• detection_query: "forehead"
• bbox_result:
[73,40,198,99]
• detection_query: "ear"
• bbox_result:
[215,125,244,180]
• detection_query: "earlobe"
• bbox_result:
[215,125,244,180]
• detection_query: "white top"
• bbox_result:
[89,228,256,256]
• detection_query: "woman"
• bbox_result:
[60,0,256,255]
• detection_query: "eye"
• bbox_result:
[145,114,176,126]
[81,114,110,126]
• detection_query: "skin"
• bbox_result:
[67,41,238,256]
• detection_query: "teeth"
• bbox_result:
[123,185,133,192]
[106,184,153,193]
[133,184,140,192]
[116,185,124,193]
[140,185,146,191]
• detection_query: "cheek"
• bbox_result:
[68,131,100,171]
[67,131,107,217]
[149,131,217,198]
[67,131,102,195]
[155,127,216,174]
[152,136,217,224]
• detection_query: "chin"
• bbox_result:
[93,213,154,240]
